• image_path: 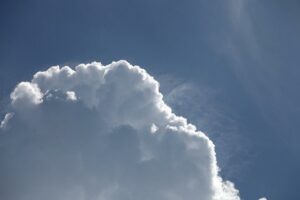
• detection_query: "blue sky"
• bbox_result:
[0,0,300,199]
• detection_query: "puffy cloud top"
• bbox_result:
[0,60,240,200]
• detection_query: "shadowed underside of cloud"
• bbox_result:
[0,60,240,200]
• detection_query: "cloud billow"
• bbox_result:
[0,60,240,200]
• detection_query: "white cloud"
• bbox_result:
[0,60,240,200]
[258,197,267,200]
[66,91,77,101]
[150,123,158,133]
[0,112,14,129]
[10,82,43,108]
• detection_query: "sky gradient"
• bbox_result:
[1,0,300,199]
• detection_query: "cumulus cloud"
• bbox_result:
[0,60,240,200]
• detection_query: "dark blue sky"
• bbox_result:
[0,0,299,199]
